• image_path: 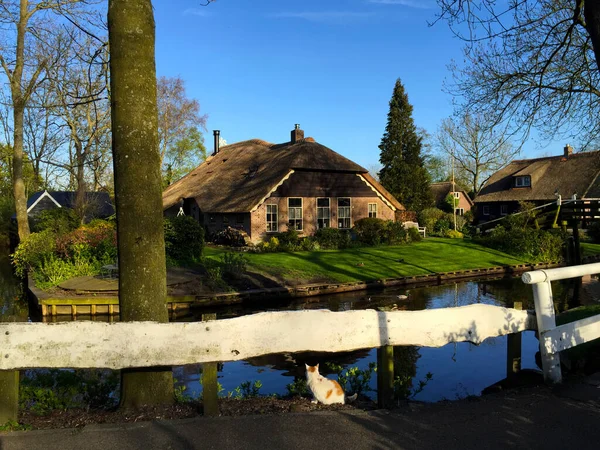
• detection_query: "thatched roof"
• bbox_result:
[430,182,473,207]
[474,151,600,203]
[163,137,403,213]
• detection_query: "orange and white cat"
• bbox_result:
[305,363,357,405]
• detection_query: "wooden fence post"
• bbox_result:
[532,281,562,383]
[377,345,394,408]
[0,370,19,424]
[201,313,219,416]
[506,302,522,380]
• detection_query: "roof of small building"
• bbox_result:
[474,151,600,203]
[430,182,474,207]
[163,137,403,213]
[26,191,114,217]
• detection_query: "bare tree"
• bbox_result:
[157,76,207,184]
[108,0,174,409]
[436,114,519,196]
[435,1,600,148]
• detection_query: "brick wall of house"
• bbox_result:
[250,195,395,243]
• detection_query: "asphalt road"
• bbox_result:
[1,383,599,450]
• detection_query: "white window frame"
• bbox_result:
[288,198,303,231]
[453,192,460,199]
[482,205,490,216]
[266,204,278,232]
[455,208,464,216]
[368,203,377,218]
[338,198,351,229]
[515,176,531,187]
[500,205,508,216]
[316,198,330,229]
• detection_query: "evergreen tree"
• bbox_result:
[378,79,432,212]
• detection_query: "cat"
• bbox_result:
[305,363,357,405]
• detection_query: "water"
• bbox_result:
[0,250,566,402]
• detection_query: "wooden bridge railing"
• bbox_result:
[0,304,536,422]
[522,261,600,383]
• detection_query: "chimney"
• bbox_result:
[564,144,573,158]
[291,124,304,143]
[213,130,220,155]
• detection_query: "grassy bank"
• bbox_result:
[204,238,531,285]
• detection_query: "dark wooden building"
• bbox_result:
[474,146,600,223]
[163,125,404,243]
[26,191,114,221]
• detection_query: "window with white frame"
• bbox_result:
[482,205,490,216]
[266,205,278,232]
[453,192,460,199]
[455,208,464,216]
[317,198,330,229]
[338,198,351,229]
[500,204,508,216]
[515,176,531,187]
[288,198,303,230]
[368,203,377,218]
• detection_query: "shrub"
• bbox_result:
[407,227,422,242]
[445,229,464,239]
[433,216,452,235]
[164,216,205,263]
[477,226,565,262]
[12,230,57,278]
[418,208,445,234]
[384,220,408,245]
[314,228,351,249]
[300,237,319,251]
[353,218,386,246]
[210,226,249,247]
[55,220,117,262]
[275,229,300,248]
[32,208,80,235]
[221,252,248,278]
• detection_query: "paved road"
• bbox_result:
[1,382,599,450]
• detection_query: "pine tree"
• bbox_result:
[378,79,432,212]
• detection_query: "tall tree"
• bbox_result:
[108,0,174,409]
[435,1,600,148]
[436,114,519,196]
[157,76,207,185]
[378,79,432,212]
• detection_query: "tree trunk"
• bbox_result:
[108,0,173,409]
[11,0,31,240]
[584,1,600,73]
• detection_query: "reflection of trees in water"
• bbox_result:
[392,346,419,399]
[0,253,28,321]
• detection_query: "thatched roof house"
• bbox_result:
[430,182,473,215]
[163,125,404,243]
[473,145,600,221]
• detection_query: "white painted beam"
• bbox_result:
[0,305,536,370]
[541,314,600,353]
[522,262,600,284]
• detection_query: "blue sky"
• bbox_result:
[153,0,559,170]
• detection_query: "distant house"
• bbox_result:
[26,190,114,221]
[474,145,600,223]
[430,182,473,216]
[162,125,404,243]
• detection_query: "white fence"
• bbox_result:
[522,262,600,383]
[0,304,535,370]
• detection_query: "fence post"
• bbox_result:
[506,302,522,380]
[0,370,19,424]
[532,281,562,383]
[377,345,394,408]
[201,313,219,416]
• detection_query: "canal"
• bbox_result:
[1,249,570,403]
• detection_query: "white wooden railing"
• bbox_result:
[522,262,600,383]
[0,304,535,370]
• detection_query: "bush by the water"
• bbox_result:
[12,220,117,288]
[477,226,565,262]
[164,216,205,263]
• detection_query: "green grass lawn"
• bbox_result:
[581,242,600,257]
[204,238,530,285]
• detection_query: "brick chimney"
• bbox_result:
[291,124,304,143]
[564,144,573,158]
